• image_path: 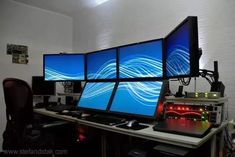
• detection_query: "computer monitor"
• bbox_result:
[77,82,116,111]
[32,76,55,95]
[119,39,163,80]
[43,53,85,81]
[164,16,199,78]
[109,81,163,118]
[87,48,117,81]
[32,76,55,104]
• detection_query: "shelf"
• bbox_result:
[165,96,228,104]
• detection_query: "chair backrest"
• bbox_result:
[3,78,33,126]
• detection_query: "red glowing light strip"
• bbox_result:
[166,111,201,116]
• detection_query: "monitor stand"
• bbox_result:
[43,96,50,107]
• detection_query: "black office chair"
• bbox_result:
[2,78,54,151]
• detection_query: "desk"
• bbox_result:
[34,108,227,157]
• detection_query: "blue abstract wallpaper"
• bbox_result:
[87,49,116,80]
[119,40,162,79]
[44,55,85,81]
[166,22,190,77]
[78,82,115,110]
[110,81,162,117]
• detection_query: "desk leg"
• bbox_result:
[211,135,216,157]
[101,132,107,157]
[219,129,225,157]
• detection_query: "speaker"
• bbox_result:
[73,81,82,93]
[210,81,225,97]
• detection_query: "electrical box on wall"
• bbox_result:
[7,44,29,64]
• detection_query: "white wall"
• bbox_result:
[0,0,73,150]
[1,0,235,150]
[73,0,235,118]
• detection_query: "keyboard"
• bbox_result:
[34,102,57,108]
[46,105,76,112]
[84,114,126,126]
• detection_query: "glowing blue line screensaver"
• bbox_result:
[78,82,115,110]
[119,40,162,79]
[166,22,190,77]
[87,49,116,80]
[110,81,162,117]
[44,54,85,81]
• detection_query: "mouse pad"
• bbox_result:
[116,123,149,130]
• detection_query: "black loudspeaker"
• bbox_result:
[210,81,225,97]
[73,81,82,93]
[210,61,225,97]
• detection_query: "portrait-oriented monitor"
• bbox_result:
[43,54,85,81]
[77,82,116,111]
[164,16,199,78]
[110,81,163,118]
[87,48,117,80]
[32,76,55,95]
[119,39,163,80]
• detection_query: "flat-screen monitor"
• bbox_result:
[77,82,116,111]
[164,16,199,78]
[87,48,117,80]
[32,76,55,95]
[43,54,85,81]
[119,39,163,80]
[110,81,163,118]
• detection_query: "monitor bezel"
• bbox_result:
[86,48,118,82]
[118,38,164,81]
[163,16,199,79]
[76,81,118,113]
[43,53,85,81]
[107,80,165,120]
[32,76,56,96]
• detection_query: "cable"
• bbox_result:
[199,70,215,85]
[224,125,235,157]
[178,77,191,86]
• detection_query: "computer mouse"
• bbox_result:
[126,120,139,128]
[71,111,82,118]
[61,110,70,114]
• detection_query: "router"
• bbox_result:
[185,92,221,99]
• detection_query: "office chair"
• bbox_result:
[2,78,54,150]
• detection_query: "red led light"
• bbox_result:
[170,106,173,110]
[186,107,189,110]
[182,107,185,110]
[177,107,181,110]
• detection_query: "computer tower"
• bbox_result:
[73,81,82,93]
[153,144,190,157]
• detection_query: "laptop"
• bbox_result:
[153,119,212,138]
